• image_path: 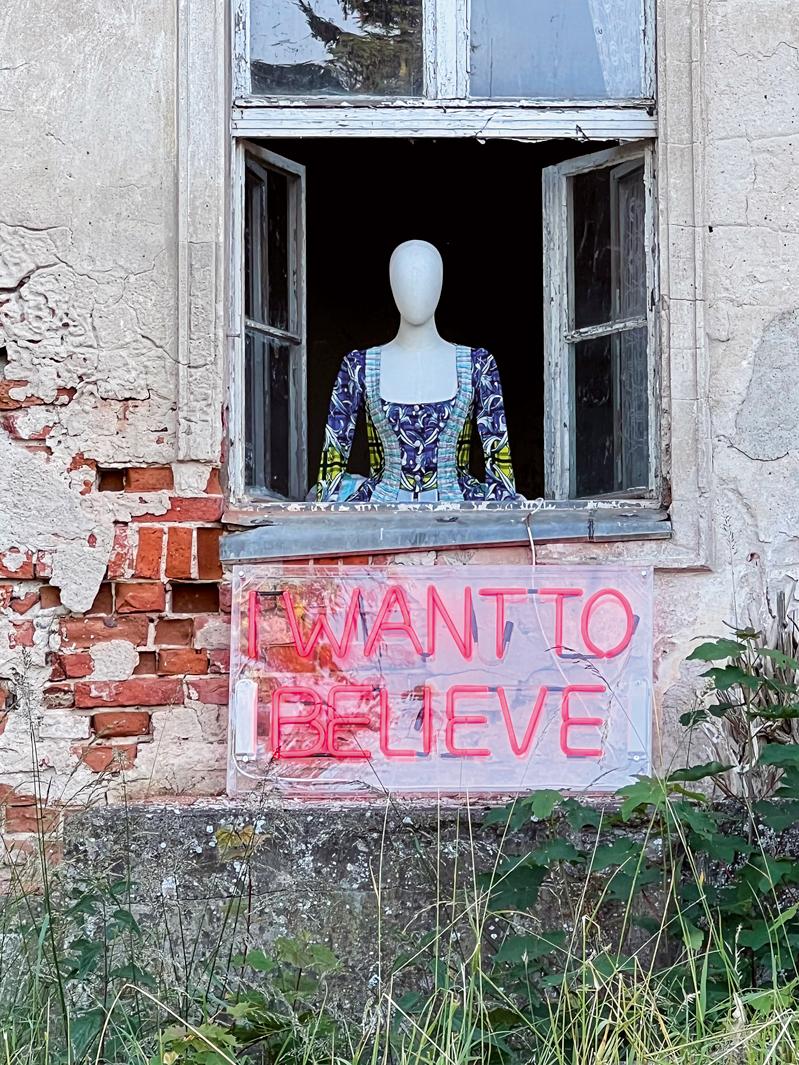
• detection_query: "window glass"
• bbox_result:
[470,0,646,100]
[245,333,292,497]
[250,0,423,96]
[574,334,614,497]
[573,168,612,330]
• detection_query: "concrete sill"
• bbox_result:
[220,504,671,565]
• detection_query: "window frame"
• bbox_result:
[230,141,307,503]
[232,0,656,104]
[227,0,663,516]
[542,143,660,502]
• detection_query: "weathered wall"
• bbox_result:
[0,0,797,861]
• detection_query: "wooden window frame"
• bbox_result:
[542,144,660,502]
[227,0,662,516]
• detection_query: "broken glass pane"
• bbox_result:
[250,0,423,96]
[470,0,646,100]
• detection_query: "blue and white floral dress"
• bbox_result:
[316,346,520,503]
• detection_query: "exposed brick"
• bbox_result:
[165,527,193,579]
[155,618,194,645]
[48,651,66,680]
[193,613,230,649]
[196,528,222,580]
[171,582,219,614]
[61,653,93,679]
[74,678,183,708]
[9,622,34,648]
[35,552,52,578]
[132,497,224,523]
[0,584,12,608]
[0,380,37,409]
[97,468,126,491]
[158,648,208,675]
[135,527,164,579]
[86,582,113,615]
[208,649,230,674]
[44,683,75,709]
[10,590,38,615]
[77,744,137,773]
[219,581,232,613]
[115,582,166,614]
[2,412,52,439]
[126,466,174,492]
[5,801,60,834]
[134,651,157,674]
[92,711,151,738]
[68,452,97,474]
[108,524,132,579]
[205,468,222,494]
[187,676,229,705]
[60,616,148,648]
[39,584,62,609]
[0,550,35,579]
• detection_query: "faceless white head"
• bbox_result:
[389,240,444,326]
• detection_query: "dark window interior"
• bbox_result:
[262,137,614,501]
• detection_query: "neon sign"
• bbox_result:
[228,565,653,796]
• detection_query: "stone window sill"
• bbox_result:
[219,502,671,565]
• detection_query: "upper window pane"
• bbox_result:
[250,0,423,96]
[469,0,647,100]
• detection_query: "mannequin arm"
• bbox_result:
[315,350,365,501]
[474,349,518,501]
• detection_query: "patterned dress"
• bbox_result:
[316,345,519,502]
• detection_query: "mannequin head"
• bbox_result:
[389,240,443,326]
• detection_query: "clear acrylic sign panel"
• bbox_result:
[228,565,653,796]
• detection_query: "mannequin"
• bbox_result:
[315,239,520,503]
[379,241,458,403]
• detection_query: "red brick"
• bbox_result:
[9,622,34,648]
[0,380,40,410]
[126,466,174,492]
[132,497,224,523]
[194,613,230,649]
[208,649,230,674]
[134,651,157,674]
[205,468,222,494]
[171,582,219,614]
[187,676,229,705]
[61,653,93,679]
[40,585,61,609]
[115,582,165,614]
[86,582,113,614]
[44,683,75,709]
[0,584,12,608]
[10,591,38,615]
[74,678,183,708]
[154,618,193,645]
[35,552,52,578]
[135,527,164,579]
[108,525,132,579]
[77,744,137,773]
[48,652,66,680]
[92,711,151,738]
[158,648,208,675]
[196,528,222,580]
[2,412,52,440]
[68,452,96,474]
[60,616,148,648]
[219,581,232,613]
[5,801,60,834]
[0,551,34,579]
[165,528,193,579]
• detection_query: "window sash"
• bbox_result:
[231,141,307,504]
[543,143,658,501]
[232,0,655,104]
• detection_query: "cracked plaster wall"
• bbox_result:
[0,0,797,818]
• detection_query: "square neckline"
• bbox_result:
[373,343,464,405]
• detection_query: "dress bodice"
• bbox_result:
[316,346,519,503]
